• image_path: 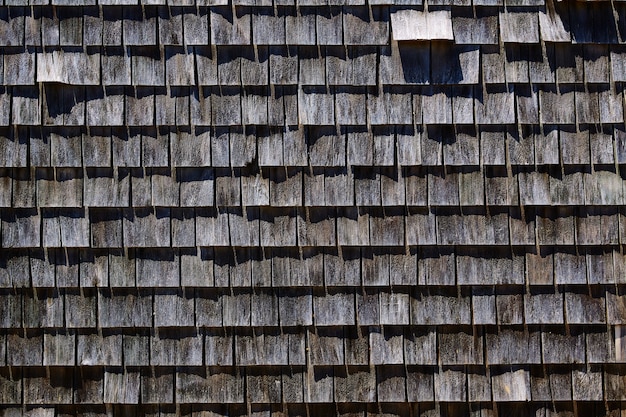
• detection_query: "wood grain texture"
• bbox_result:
[0,1,622,415]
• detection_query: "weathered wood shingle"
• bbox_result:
[0,1,623,416]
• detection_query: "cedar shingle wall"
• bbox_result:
[0,0,625,416]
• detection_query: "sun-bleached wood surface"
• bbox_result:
[0,0,625,415]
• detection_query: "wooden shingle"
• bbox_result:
[411,291,471,325]
[486,330,541,364]
[491,369,530,401]
[123,7,157,45]
[104,370,140,403]
[279,289,312,326]
[499,11,539,43]
[141,369,174,403]
[334,368,376,402]
[77,333,122,366]
[316,7,343,45]
[176,369,244,403]
[541,330,586,364]
[439,328,483,365]
[391,9,453,41]
[539,6,570,42]
[435,368,467,402]
[211,7,251,45]
[525,290,563,324]
[252,9,285,45]
[380,41,430,84]
[452,8,498,44]
[285,9,316,45]
[151,334,203,365]
[313,292,355,326]
[98,292,152,328]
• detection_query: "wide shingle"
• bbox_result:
[391,9,453,41]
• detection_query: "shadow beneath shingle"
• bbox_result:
[12,85,38,100]
[131,248,176,263]
[23,367,73,388]
[529,44,556,73]
[122,5,159,22]
[431,43,478,85]
[45,247,81,267]
[425,124,453,145]
[125,85,155,100]
[368,125,395,137]
[268,167,300,187]
[211,5,251,22]
[41,207,86,220]
[43,85,84,120]
[351,166,378,184]
[177,167,214,183]
[156,327,198,339]
[212,247,236,268]
[57,6,84,21]
[158,5,186,20]
[397,42,430,84]
[505,43,529,65]
[0,5,29,21]
[164,45,193,61]
[304,125,339,148]
[242,45,269,65]
[218,45,244,66]
[84,85,106,102]
[569,1,616,43]
[617,3,626,42]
